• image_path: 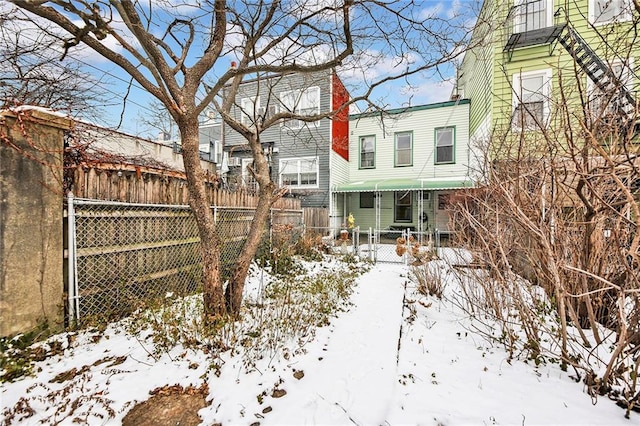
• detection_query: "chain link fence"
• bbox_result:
[67,196,303,325]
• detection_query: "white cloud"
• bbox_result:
[400,78,456,105]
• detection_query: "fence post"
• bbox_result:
[352,226,359,257]
[369,227,377,263]
[405,229,411,265]
[67,192,79,323]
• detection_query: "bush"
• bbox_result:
[411,261,446,299]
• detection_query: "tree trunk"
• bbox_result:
[225,134,278,317]
[178,115,226,318]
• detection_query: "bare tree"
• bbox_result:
[9,0,473,318]
[0,5,109,121]
[136,99,177,141]
[450,10,640,412]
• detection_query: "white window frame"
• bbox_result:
[587,58,634,118]
[513,0,553,33]
[279,156,319,189]
[279,86,321,129]
[589,0,632,25]
[240,96,260,127]
[213,140,222,163]
[241,158,256,188]
[511,69,552,131]
[394,191,413,223]
[258,104,279,121]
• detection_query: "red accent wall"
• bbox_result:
[331,72,349,161]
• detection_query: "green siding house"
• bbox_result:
[457,0,638,154]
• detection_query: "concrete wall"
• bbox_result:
[74,121,217,174]
[0,108,71,337]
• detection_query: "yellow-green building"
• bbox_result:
[457,0,638,154]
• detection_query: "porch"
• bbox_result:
[330,177,474,238]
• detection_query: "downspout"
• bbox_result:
[343,192,347,229]
[375,182,380,232]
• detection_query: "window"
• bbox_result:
[203,140,222,163]
[359,135,375,169]
[360,193,374,209]
[589,0,631,24]
[279,86,320,128]
[241,158,257,189]
[394,191,412,222]
[513,0,552,33]
[588,59,634,118]
[435,127,455,164]
[395,132,413,166]
[438,193,450,210]
[279,157,318,188]
[240,96,260,127]
[259,104,279,120]
[512,69,551,131]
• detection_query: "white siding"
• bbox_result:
[348,102,471,183]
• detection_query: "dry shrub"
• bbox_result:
[448,154,640,414]
[412,262,446,299]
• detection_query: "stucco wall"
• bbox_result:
[0,108,71,337]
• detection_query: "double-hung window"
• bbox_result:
[359,135,375,169]
[513,0,552,33]
[279,157,319,188]
[589,0,631,24]
[395,132,413,167]
[279,87,320,128]
[435,127,455,164]
[512,69,551,131]
[240,96,259,127]
[394,191,412,223]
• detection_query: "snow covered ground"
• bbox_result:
[1,250,635,425]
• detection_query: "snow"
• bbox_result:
[8,105,71,119]
[1,250,635,425]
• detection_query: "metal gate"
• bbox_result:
[357,228,445,264]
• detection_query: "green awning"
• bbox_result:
[332,178,475,193]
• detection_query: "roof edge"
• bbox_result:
[350,99,470,120]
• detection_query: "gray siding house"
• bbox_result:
[222,70,350,209]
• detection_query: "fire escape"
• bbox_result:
[557,27,636,122]
[504,0,637,125]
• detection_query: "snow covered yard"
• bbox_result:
[1,252,636,425]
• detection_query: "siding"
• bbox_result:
[348,102,471,183]
[343,101,472,232]
[479,0,639,141]
[223,70,335,208]
[458,0,496,137]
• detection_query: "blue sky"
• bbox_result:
[6,1,478,138]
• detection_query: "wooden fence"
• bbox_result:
[304,207,330,230]
[71,163,301,209]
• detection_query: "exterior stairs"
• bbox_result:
[557,25,636,121]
